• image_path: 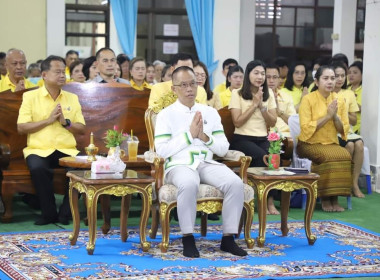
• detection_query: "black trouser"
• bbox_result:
[26,150,72,220]
[230,134,269,167]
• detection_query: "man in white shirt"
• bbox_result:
[154,66,247,258]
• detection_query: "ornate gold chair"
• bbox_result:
[144,98,255,253]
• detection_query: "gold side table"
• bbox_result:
[248,167,319,247]
[66,170,153,255]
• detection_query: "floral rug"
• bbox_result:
[0,220,379,279]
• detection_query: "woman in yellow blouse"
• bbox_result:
[193,61,222,110]
[129,57,152,91]
[347,61,363,134]
[219,65,244,107]
[297,65,351,212]
[333,62,365,198]
[229,60,278,214]
[280,62,309,112]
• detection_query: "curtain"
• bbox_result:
[185,0,218,86]
[110,0,138,58]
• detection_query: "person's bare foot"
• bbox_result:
[321,197,334,212]
[352,186,365,198]
[267,196,280,215]
[331,196,345,212]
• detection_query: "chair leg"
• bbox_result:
[149,204,159,239]
[243,202,254,249]
[366,175,372,194]
[200,212,207,237]
[347,196,352,210]
[159,203,171,253]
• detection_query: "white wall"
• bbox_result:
[332,0,356,64]
[47,0,65,57]
[213,0,241,88]
[361,0,380,192]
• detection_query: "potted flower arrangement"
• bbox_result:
[104,125,128,158]
[263,129,284,170]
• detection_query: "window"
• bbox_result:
[137,0,197,63]
[254,0,365,65]
[65,0,110,56]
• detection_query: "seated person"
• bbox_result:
[17,55,86,225]
[148,53,207,109]
[279,61,309,112]
[92,47,130,85]
[219,65,244,108]
[0,48,37,92]
[332,61,365,198]
[228,60,278,215]
[129,57,152,91]
[70,60,86,83]
[266,63,296,137]
[297,65,351,212]
[64,50,79,80]
[213,58,238,94]
[155,66,247,258]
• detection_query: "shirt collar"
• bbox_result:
[174,99,198,112]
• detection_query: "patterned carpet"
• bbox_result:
[0,220,379,279]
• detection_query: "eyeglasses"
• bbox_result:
[266,75,279,80]
[173,81,197,89]
[195,72,207,78]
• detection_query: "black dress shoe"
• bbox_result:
[207,213,219,221]
[58,216,69,225]
[34,216,57,226]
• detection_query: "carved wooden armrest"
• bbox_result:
[0,143,11,169]
[215,150,252,183]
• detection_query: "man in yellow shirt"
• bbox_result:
[0,49,37,92]
[17,55,86,225]
[64,50,79,80]
[148,53,207,109]
[213,58,238,94]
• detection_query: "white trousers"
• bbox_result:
[165,162,244,235]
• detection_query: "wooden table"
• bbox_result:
[247,167,319,247]
[59,156,151,234]
[66,170,153,255]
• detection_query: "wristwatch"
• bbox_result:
[62,119,71,128]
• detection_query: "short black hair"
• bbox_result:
[274,57,289,68]
[96,47,115,60]
[171,66,194,83]
[117,53,130,64]
[222,58,238,69]
[66,50,79,57]
[0,52,6,60]
[41,55,66,72]
[170,53,194,67]
[265,63,280,74]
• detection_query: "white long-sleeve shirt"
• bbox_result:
[155,100,229,174]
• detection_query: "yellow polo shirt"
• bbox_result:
[279,86,303,107]
[0,74,37,92]
[348,85,362,134]
[17,86,86,158]
[130,79,152,91]
[148,80,207,108]
[229,89,277,137]
[298,90,349,144]
[219,88,232,108]
[213,81,226,94]
[275,90,296,133]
